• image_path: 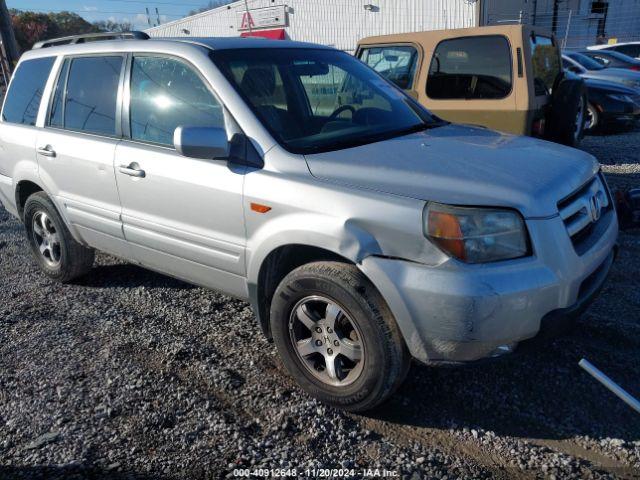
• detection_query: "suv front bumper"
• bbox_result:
[360,211,618,364]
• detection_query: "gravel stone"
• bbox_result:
[0,126,639,479]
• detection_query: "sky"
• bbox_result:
[7,0,211,30]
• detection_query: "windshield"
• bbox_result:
[569,53,605,70]
[211,48,439,154]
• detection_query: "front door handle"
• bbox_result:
[36,145,56,157]
[118,163,146,178]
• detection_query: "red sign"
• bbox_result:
[240,29,286,40]
[240,11,255,30]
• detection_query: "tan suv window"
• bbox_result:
[427,35,512,100]
[359,46,418,90]
[530,35,560,96]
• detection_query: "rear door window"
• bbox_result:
[427,36,512,100]
[2,57,55,126]
[62,56,123,136]
[360,45,418,90]
[530,35,560,95]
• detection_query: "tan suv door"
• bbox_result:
[420,35,518,132]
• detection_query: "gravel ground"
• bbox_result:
[1,127,639,479]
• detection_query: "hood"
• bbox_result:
[584,77,639,94]
[304,124,599,218]
[581,68,640,88]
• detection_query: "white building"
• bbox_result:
[146,0,640,51]
[146,0,481,53]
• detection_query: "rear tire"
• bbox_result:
[548,75,586,147]
[23,192,94,283]
[270,261,410,412]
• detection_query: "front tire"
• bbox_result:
[270,261,410,412]
[23,192,95,283]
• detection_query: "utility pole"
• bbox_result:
[244,0,253,34]
[552,0,560,34]
[0,0,19,71]
[532,0,538,25]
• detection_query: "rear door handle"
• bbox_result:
[36,145,56,157]
[118,163,146,178]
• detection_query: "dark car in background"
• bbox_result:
[582,78,640,131]
[563,52,640,90]
[587,42,640,60]
[581,49,640,71]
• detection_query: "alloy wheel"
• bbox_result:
[585,104,598,131]
[32,211,61,267]
[288,295,364,387]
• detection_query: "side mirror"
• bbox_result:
[174,126,230,159]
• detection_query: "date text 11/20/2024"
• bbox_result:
[233,468,400,477]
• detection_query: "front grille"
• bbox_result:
[558,174,612,255]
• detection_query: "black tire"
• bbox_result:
[547,75,586,147]
[23,191,94,283]
[270,261,410,412]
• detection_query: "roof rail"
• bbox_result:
[33,31,150,50]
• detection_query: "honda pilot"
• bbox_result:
[0,32,618,411]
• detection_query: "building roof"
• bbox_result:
[166,36,331,50]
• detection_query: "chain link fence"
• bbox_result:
[486,7,640,50]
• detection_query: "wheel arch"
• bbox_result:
[250,243,357,339]
[15,179,44,220]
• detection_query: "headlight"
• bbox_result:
[424,203,529,263]
[608,93,634,103]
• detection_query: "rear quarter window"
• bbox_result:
[427,35,512,100]
[2,57,55,126]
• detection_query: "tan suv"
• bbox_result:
[357,25,586,146]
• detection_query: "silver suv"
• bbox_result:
[0,33,618,412]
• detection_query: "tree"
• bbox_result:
[188,1,234,16]
[11,11,55,51]
[10,9,134,52]
[93,19,133,33]
[11,10,98,51]
[50,11,99,37]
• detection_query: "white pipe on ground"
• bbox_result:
[579,358,640,415]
